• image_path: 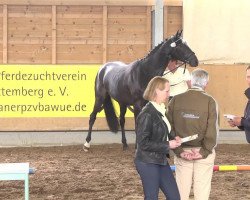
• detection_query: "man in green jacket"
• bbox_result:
[167,68,219,200]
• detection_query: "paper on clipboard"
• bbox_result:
[181,134,198,143]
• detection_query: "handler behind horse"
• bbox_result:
[163,59,191,100]
[134,76,181,200]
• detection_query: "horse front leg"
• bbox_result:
[119,104,128,150]
[133,106,141,149]
[134,99,147,121]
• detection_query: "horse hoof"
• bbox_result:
[83,142,90,152]
[83,146,89,152]
[123,145,129,151]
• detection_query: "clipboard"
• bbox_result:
[181,134,198,143]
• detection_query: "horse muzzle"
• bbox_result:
[186,54,199,67]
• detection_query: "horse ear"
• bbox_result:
[179,30,183,37]
[175,30,179,38]
[176,30,183,38]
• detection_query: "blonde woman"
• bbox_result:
[134,76,181,200]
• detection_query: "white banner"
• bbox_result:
[183,0,250,64]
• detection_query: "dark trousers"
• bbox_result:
[135,160,180,200]
[245,131,250,143]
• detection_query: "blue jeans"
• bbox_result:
[245,131,250,143]
[135,160,180,200]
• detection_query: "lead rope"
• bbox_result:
[162,62,186,76]
[184,62,186,74]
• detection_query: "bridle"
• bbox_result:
[163,37,195,76]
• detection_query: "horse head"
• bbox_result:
[166,30,198,67]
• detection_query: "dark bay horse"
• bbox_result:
[84,31,198,151]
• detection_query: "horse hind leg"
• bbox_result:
[119,104,128,150]
[83,96,104,152]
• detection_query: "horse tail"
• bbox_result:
[103,94,119,133]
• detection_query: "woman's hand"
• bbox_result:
[231,116,242,126]
[227,120,236,127]
[169,138,181,149]
[174,136,181,143]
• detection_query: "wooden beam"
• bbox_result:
[146,6,152,51]
[52,5,56,64]
[102,5,107,63]
[164,5,168,39]
[164,0,182,6]
[3,5,7,63]
[0,0,155,6]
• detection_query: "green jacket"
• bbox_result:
[167,88,219,158]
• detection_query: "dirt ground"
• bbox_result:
[0,144,249,200]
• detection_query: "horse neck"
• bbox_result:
[139,42,171,80]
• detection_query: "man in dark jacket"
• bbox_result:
[228,65,250,143]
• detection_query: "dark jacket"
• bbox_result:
[135,102,173,165]
[238,88,250,143]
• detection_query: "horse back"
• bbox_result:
[95,61,140,104]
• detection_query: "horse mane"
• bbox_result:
[139,38,169,62]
